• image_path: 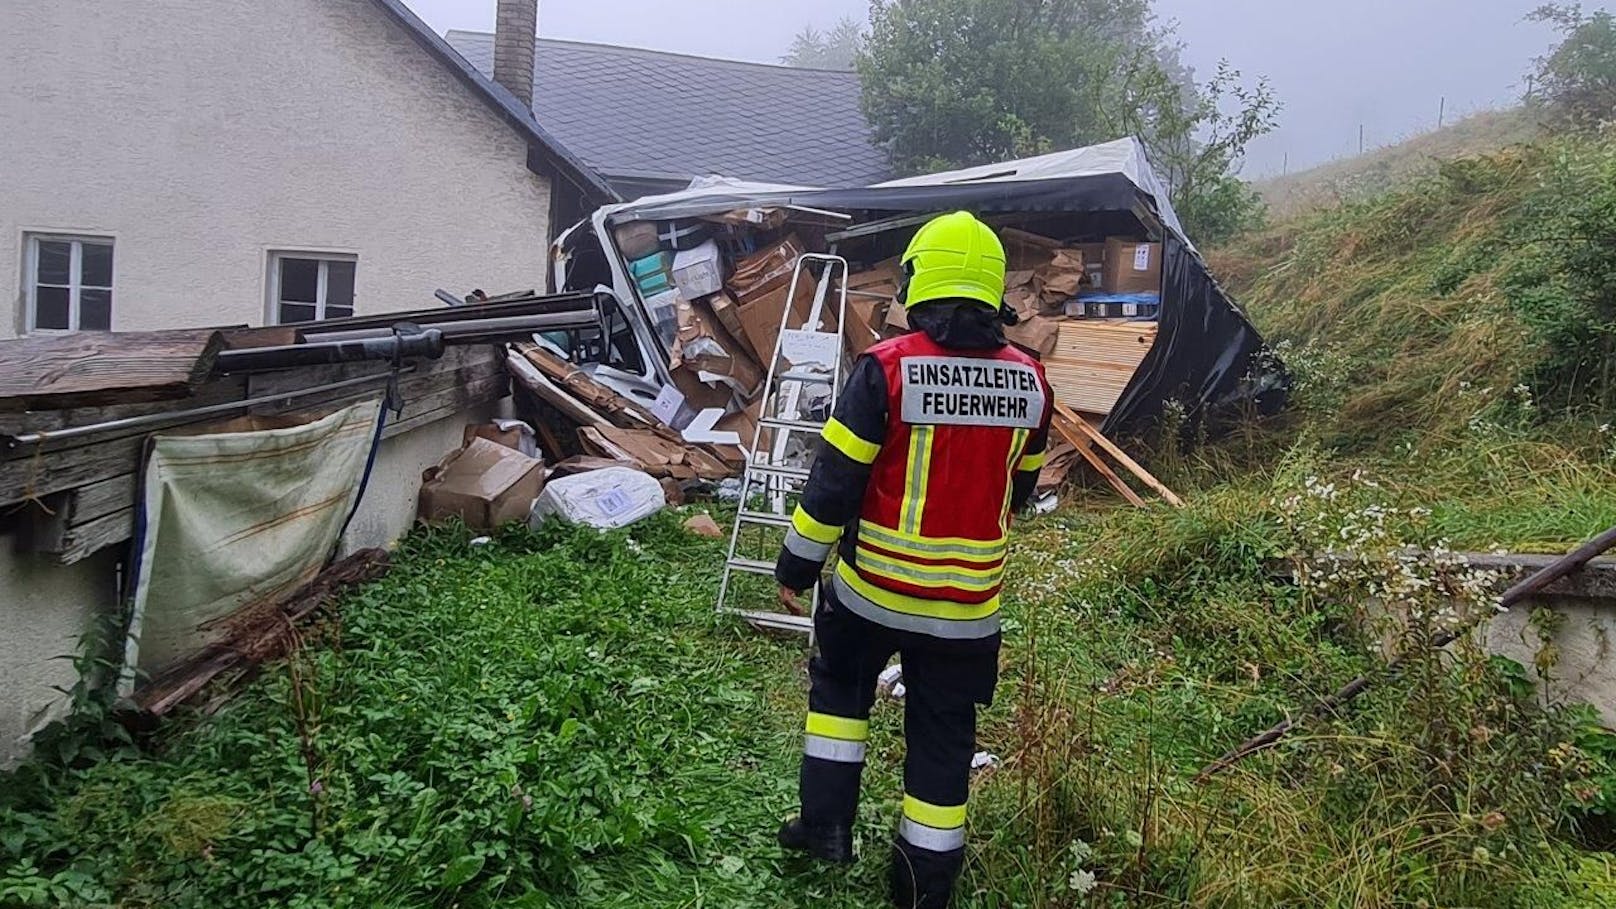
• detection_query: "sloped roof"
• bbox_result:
[445,31,892,190]
[366,0,616,201]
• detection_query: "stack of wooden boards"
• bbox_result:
[1042,320,1159,416]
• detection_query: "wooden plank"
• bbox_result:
[56,507,135,565]
[0,433,145,508]
[71,473,136,523]
[379,373,509,440]
[14,472,140,558]
[1055,401,1183,507]
[1044,320,1158,416]
[1051,412,1145,508]
[0,329,226,412]
[221,326,301,349]
[0,374,248,447]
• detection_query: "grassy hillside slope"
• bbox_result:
[1254,108,1546,221]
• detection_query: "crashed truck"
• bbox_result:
[540,137,1287,464]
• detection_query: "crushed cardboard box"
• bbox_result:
[578,425,732,481]
[418,437,546,530]
[462,420,539,458]
[1006,315,1062,359]
[673,296,764,397]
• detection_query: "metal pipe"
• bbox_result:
[297,292,600,336]
[434,289,465,307]
[215,329,445,373]
[307,310,602,345]
[3,367,418,451]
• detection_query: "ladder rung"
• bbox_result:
[760,417,825,433]
[727,609,814,634]
[778,370,833,385]
[747,463,810,481]
[738,510,792,528]
[726,557,777,575]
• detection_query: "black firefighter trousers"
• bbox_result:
[797,586,1000,884]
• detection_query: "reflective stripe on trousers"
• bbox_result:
[899,796,967,853]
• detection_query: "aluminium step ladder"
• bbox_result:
[716,253,851,634]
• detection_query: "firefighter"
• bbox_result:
[774,211,1053,908]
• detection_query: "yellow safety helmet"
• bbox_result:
[900,211,1007,310]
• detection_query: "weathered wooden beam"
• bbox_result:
[0,374,249,459]
[0,329,226,412]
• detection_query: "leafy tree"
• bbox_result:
[1529,3,1616,126]
[857,0,1277,244]
[782,15,865,70]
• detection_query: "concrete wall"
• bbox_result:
[0,408,491,767]
[0,547,120,768]
[1486,598,1616,726]
[0,0,551,337]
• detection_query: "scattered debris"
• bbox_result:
[462,419,539,458]
[971,751,999,771]
[529,466,664,530]
[683,513,724,539]
[469,536,493,547]
[877,664,905,700]
[132,548,391,717]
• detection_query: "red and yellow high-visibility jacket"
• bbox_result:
[776,324,1053,640]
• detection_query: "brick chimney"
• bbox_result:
[493,0,537,109]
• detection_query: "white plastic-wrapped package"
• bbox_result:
[528,467,664,530]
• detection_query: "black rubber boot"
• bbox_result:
[777,817,855,864]
[889,840,963,909]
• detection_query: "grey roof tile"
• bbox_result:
[445,31,892,189]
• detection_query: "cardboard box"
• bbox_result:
[613,221,660,260]
[670,364,736,416]
[844,297,886,357]
[462,419,539,459]
[730,234,806,298]
[1076,243,1107,289]
[1103,239,1162,295]
[672,240,724,299]
[736,270,820,365]
[1000,227,1061,271]
[884,300,911,334]
[847,258,904,290]
[418,438,546,530]
[1038,248,1088,301]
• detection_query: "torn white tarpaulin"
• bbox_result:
[119,400,382,695]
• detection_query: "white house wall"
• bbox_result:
[0,0,552,338]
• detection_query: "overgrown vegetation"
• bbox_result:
[857,0,1276,244]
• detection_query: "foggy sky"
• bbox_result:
[404,0,1581,178]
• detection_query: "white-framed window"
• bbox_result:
[268,252,356,324]
[24,234,114,332]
